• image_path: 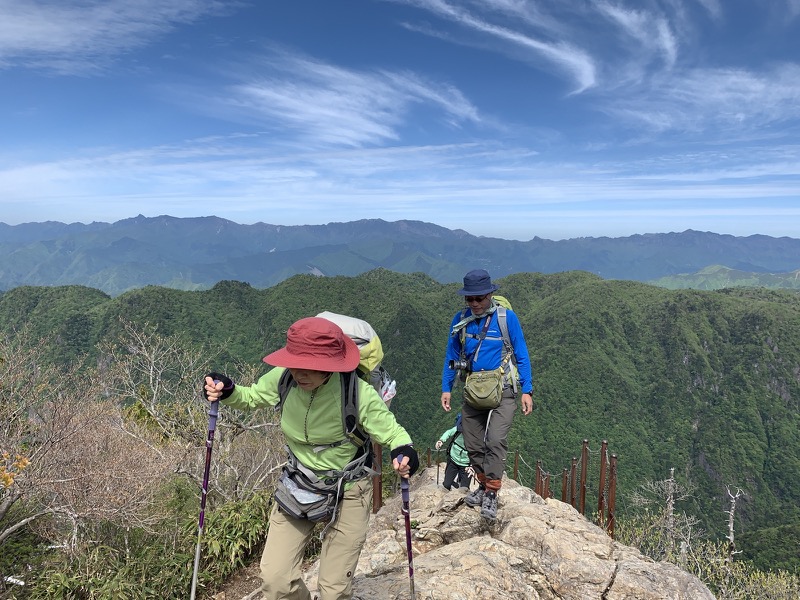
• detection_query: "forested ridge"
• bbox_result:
[2,268,800,595]
[2,216,800,295]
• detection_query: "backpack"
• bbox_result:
[454,294,519,393]
[316,311,395,403]
[276,312,395,452]
[447,413,467,456]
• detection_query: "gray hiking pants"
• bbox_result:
[461,386,517,482]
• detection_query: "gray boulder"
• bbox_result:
[299,465,715,600]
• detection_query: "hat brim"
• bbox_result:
[262,335,361,372]
[457,283,499,296]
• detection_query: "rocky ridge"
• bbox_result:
[236,464,714,599]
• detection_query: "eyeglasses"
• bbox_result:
[465,294,489,303]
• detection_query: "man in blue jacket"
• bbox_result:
[440,269,533,519]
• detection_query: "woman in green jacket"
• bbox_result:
[204,317,418,600]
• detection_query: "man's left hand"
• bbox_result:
[521,393,533,415]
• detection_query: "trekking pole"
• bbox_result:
[397,454,416,599]
[190,393,220,600]
[436,449,440,485]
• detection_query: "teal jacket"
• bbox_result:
[222,367,412,475]
[438,426,469,467]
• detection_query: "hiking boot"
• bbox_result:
[464,486,485,507]
[480,491,498,520]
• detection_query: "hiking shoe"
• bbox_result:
[480,491,498,520]
[464,486,484,507]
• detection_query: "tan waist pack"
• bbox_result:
[463,367,504,410]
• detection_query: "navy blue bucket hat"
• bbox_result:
[458,269,499,296]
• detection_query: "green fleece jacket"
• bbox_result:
[222,367,412,474]
[438,426,470,467]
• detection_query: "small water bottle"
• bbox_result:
[281,472,325,504]
[381,380,397,402]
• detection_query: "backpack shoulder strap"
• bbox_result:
[496,306,520,393]
[340,370,371,449]
[340,370,358,437]
[497,306,512,355]
[277,368,295,410]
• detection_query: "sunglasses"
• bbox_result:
[465,294,489,303]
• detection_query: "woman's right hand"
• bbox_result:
[204,376,223,401]
[435,440,443,450]
[203,372,234,401]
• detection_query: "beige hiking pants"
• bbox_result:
[259,477,372,600]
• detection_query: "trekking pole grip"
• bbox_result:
[207,380,221,434]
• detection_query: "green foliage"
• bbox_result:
[2,269,800,579]
[0,523,47,598]
[25,489,271,600]
[651,265,800,290]
[616,480,800,600]
[739,523,800,572]
[185,491,272,586]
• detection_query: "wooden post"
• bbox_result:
[561,468,568,502]
[543,472,551,499]
[426,447,432,468]
[579,440,589,516]
[570,457,577,508]
[597,440,608,527]
[607,454,618,539]
[535,460,543,496]
[513,451,519,481]
[372,443,383,513]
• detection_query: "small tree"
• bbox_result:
[98,318,285,502]
[617,470,800,600]
[0,328,175,563]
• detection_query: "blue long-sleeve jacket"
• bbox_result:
[441,307,533,395]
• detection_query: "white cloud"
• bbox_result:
[194,50,482,148]
[0,0,229,73]
[603,62,800,136]
[392,0,597,92]
[597,3,678,69]
[692,0,723,21]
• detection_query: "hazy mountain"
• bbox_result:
[651,264,800,290]
[1,215,798,295]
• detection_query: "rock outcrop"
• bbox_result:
[244,465,715,599]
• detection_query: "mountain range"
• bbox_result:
[1,215,799,295]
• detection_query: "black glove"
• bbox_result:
[204,372,234,400]
[390,444,419,476]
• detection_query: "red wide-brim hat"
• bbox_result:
[263,317,360,373]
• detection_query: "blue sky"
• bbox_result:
[1,0,799,241]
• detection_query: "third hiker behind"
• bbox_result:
[434,412,471,491]
[440,269,533,520]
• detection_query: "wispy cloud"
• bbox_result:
[692,0,723,21]
[596,2,677,69]
[392,0,597,92]
[392,0,800,142]
[0,0,230,73]
[610,63,800,135]
[191,49,481,148]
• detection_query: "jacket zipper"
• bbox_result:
[304,389,316,443]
